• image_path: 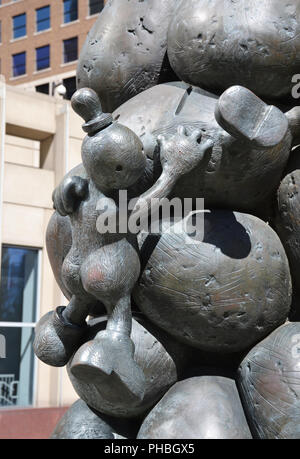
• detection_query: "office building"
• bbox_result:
[0,0,105,98]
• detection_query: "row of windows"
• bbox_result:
[11,0,103,40]
[12,37,78,77]
[36,76,77,100]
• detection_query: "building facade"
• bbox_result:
[0,0,105,98]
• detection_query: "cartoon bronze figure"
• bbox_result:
[35,88,147,401]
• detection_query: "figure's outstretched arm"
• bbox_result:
[132,126,213,221]
[33,295,89,367]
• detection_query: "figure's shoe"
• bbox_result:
[33,306,87,367]
[215,85,289,149]
[70,330,146,402]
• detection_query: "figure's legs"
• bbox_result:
[106,295,132,336]
[70,241,146,401]
[34,295,91,367]
[62,295,91,327]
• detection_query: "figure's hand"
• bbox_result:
[53,176,89,216]
[131,127,213,222]
[158,126,213,178]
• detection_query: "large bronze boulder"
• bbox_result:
[167,0,300,100]
[77,0,179,112]
[137,376,252,439]
[133,211,292,353]
[46,211,72,301]
[274,147,300,295]
[238,322,300,439]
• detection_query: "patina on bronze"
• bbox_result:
[34,0,300,440]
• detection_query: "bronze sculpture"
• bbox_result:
[77,0,179,112]
[68,315,191,418]
[35,94,147,400]
[133,210,292,353]
[168,0,300,99]
[51,399,133,439]
[275,146,300,318]
[238,322,300,439]
[137,377,253,439]
[113,82,294,213]
[34,0,300,439]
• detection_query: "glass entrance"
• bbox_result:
[0,246,40,407]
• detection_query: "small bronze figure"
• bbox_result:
[35,89,147,401]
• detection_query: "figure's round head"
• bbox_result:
[72,87,146,191]
[82,123,146,191]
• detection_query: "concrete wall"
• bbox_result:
[0,77,84,407]
[5,135,40,167]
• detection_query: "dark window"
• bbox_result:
[12,52,26,77]
[36,5,50,32]
[89,0,104,16]
[0,246,39,407]
[63,0,78,23]
[63,76,76,100]
[36,83,49,95]
[36,45,50,71]
[63,37,78,63]
[13,13,26,39]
